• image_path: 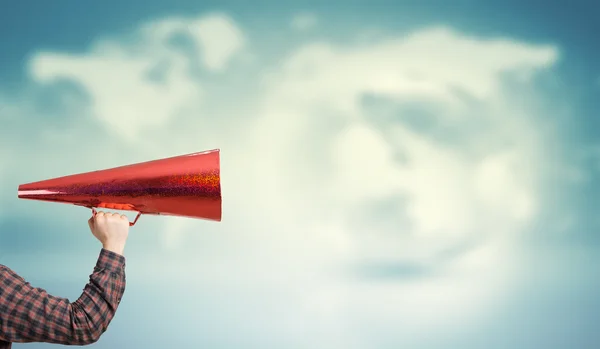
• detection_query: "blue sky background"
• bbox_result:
[1,1,599,348]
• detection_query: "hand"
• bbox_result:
[88,211,130,255]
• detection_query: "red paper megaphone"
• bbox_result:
[17,149,222,225]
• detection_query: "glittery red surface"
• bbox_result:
[17,149,222,222]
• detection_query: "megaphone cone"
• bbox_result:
[18,149,222,225]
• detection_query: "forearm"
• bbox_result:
[0,249,126,345]
[67,248,126,343]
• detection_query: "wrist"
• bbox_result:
[102,243,125,256]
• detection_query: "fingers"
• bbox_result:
[92,211,119,217]
[90,210,129,222]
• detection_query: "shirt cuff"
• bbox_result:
[95,248,126,273]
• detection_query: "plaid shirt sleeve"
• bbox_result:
[0,248,126,346]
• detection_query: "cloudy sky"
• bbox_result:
[1,1,599,348]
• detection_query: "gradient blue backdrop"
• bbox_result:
[1,1,599,348]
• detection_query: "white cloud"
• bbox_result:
[248,26,556,258]
[4,15,572,347]
[186,13,246,71]
[141,13,246,72]
[30,51,200,143]
[27,13,245,143]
